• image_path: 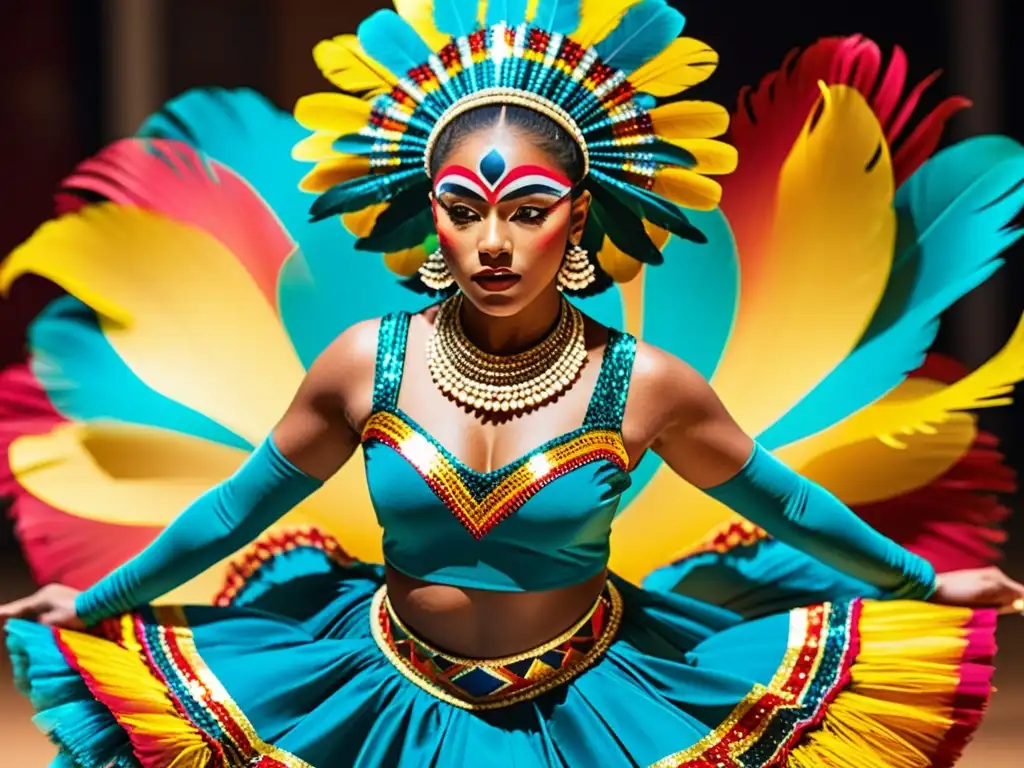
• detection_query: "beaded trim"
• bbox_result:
[362,409,628,538]
[423,87,591,178]
[214,527,354,607]
[685,519,770,557]
[649,601,858,768]
[370,581,622,710]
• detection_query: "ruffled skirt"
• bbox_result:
[6,535,996,768]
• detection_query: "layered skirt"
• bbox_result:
[6,530,996,768]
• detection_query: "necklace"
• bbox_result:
[427,294,587,413]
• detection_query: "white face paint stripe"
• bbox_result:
[496,174,572,201]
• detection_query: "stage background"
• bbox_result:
[1,1,1021,764]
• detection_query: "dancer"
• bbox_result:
[2,1,1024,766]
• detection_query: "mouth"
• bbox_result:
[470,270,522,292]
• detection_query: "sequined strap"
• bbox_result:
[584,330,638,431]
[371,312,411,412]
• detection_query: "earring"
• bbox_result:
[557,243,595,292]
[418,247,455,291]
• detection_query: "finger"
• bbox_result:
[0,598,37,621]
[997,577,1024,615]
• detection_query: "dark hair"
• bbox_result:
[428,104,585,184]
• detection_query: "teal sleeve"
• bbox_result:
[703,443,937,600]
[74,436,323,626]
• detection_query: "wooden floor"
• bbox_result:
[2,560,1022,766]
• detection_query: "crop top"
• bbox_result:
[360,311,637,592]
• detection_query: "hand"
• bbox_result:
[0,584,85,629]
[931,567,1024,615]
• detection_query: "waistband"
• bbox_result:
[369,581,623,710]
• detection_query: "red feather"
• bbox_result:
[53,138,295,311]
[722,35,971,286]
[0,364,162,589]
[851,354,1016,572]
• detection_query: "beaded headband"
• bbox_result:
[423,88,590,179]
[293,0,737,291]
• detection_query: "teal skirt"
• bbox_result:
[6,533,996,768]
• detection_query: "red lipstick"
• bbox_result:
[471,267,522,292]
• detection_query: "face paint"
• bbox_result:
[434,146,572,204]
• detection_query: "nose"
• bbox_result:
[478,213,512,264]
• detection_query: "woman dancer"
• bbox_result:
[3,1,1024,766]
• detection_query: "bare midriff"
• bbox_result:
[384,566,607,658]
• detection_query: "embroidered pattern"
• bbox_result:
[371,582,623,709]
[362,409,628,538]
[686,519,770,557]
[215,526,355,607]
[121,609,314,768]
[650,601,858,768]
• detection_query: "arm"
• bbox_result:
[638,345,936,600]
[73,320,379,625]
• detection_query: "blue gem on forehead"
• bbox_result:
[479,148,506,186]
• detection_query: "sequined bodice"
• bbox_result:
[360,311,637,592]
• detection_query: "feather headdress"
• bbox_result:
[294,0,735,292]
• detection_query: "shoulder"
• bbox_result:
[631,338,708,396]
[627,338,723,425]
[307,316,384,382]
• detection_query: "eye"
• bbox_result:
[512,206,549,224]
[446,203,480,225]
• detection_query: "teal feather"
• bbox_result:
[618,208,739,508]
[434,0,481,37]
[588,181,664,264]
[592,142,695,168]
[333,134,426,156]
[137,87,432,366]
[758,135,1024,448]
[531,0,582,33]
[593,0,685,75]
[28,297,249,449]
[310,168,425,220]
[357,10,433,80]
[591,170,704,243]
[355,182,434,252]
[485,0,529,27]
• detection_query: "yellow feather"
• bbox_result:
[710,84,895,436]
[292,132,344,162]
[313,36,396,96]
[293,92,371,135]
[343,202,390,238]
[385,246,429,277]
[393,0,451,51]
[0,205,305,445]
[669,138,738,176]
[650,100,731,140]
[824,313,1024,451]
[596,222,669,283]
[611,85,898,582]
[629,38,719,97]
[298,154,371,194]
[571,0,644,48]
[652,166,723,210]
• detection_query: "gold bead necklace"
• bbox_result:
[427,294,587,413]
